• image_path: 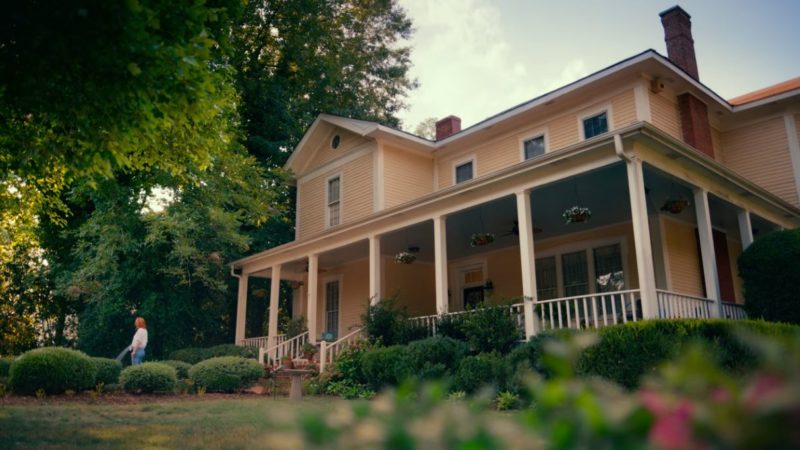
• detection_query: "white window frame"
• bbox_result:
[578,104,614,141]
[452,154,476,185]
[451,259,487,311]
[325,173,343,228]
[519,128,549,161]
[323,275,343,338]
[534,235,629,298]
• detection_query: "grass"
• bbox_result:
[0,397,340,449]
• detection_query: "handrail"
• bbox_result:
[261,331,309,365]
[319,327,364,373]
[537,289,641,305]
[656,289,714,319]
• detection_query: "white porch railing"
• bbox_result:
[260,331,309,365]
[320,328,365,374]
[537,289,642,331]
[240,334,287,349]
[656,289,715,319]
[721,301,748,320]
[408,303,527,336]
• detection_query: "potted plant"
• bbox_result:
[280,354,294,369]
[562,206,592,224]
[394,251,417,264]
[470,232,496,247]
[302,342,318,361]
[660,198,689,214]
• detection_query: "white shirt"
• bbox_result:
[131,328,148,350]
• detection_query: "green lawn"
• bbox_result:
[0,396,339,449]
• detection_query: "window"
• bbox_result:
[325,280,340,338]
[535,256,558,300]
[594,244,624,292]
[523,135,545,160]
[582,111,608,139]
[455,161,473,184]
[331,135,341,149]
[327,176,341,227]
[561,250,589,297]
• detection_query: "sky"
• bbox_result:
[395,0,800,131]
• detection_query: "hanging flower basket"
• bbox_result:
[470,232,496,247]
[660,198,689,214]
[394,251,417,264]
[562,206,592,224]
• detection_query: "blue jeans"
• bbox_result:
[132,348,145,365]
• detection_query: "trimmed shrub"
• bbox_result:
[576,319,798,389]
[436,315,467,341]
[168,344,257,364]
[120,362,177,394]
[161,360,192,379]
[362,298,431,346]
[91,357,122,385]
[361,345,413,390]
[461,305,522,354]
[0,356,14,377]
[407,337,468,380]
[9,347,96,395]
[189,356,264,392]
[168,347,206,364]
[452,352,509,394]
[507,329,577,378]
[738,229,800,324]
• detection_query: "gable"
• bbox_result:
[299,127,372,176]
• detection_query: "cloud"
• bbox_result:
[397,0,589,131]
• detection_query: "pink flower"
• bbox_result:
[640,390,702,450]
[744,374,785,409]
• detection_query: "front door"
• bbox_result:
[463,286,484,309]
[324,280,340,339]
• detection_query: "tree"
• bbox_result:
[414,117,438,140]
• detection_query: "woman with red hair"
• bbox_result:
[130,317,148,365]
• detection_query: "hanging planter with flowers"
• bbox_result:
[562,206,592,224]
[394,251,417,264]
[470,232,496,247]
[660,198,689,214]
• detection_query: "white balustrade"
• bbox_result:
[261,332,309,365]
[320,328,365,373]
[536,289,642,331]
[656,290,715,319]
[721,301,748,320]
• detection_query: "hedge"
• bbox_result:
[9,347,96,395]
[120,362,177,394]
[576,319,799,388]
[452,353,509,394]
[361,345,413,390]
[160,360,192,379]
[407,337,468,380]
[91,357,123,385]
[189,356,264,392]
[738,229,800,324]
[168,344,257,364]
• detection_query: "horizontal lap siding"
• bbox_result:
[297,153,374,240]
[611,89,637,128]
[383,258,436,316]
[649,91,682,140]
[316,259,369,338]
[663,218,704,296]
[549,114,579,150]
[720,117,798,207]
[384,146,434,208]
[305,129,370,170]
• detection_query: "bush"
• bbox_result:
[168,344,257,364]
[120,362,177,394]
[0,356,14,377]
[9,347,96,395]
[435,315,467,341]
[576,319,798,389]
[452,353,509,394]
[362,298,430,346]
[507,329,577,378]
[326,340,371,386]
[407,337,468,380]
[160,360,192,379]
[91,357,123,385]
[361,345,413,390]
[461,304,521,354]
[738,229,800,324]
[189,356,264,392]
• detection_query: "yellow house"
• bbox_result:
[231,6,800,366]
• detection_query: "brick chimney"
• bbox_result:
[435,115,461,140]
[660,6,714,158]
[660,6,698,80]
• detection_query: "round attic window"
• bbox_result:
[331,135,341,149]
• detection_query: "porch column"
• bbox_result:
[369,235,382,305]
[433,215,449,315]
[626,157,659,319]
[267,264,282,357]
[235,273,249,344]
[307,254,319,344]
[694,188,722,317]
[515,190,538,340]
[738,210,754,250]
